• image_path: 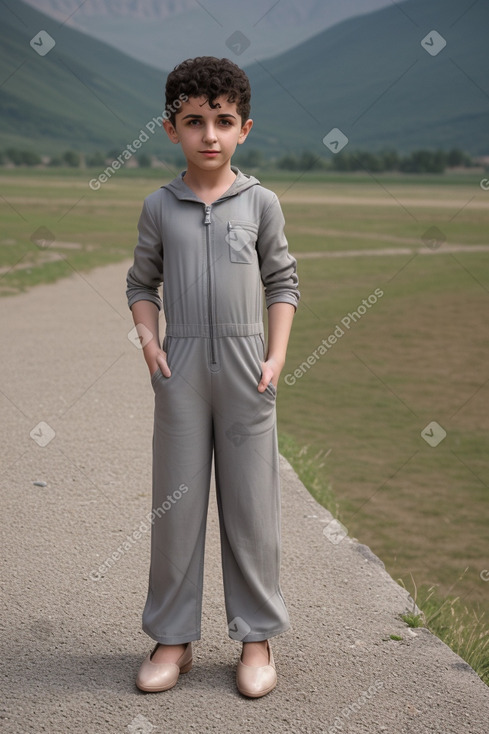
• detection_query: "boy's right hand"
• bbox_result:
[145,345,171,379]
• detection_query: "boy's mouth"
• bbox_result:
[200,150,220,156]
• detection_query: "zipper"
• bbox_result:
[204,204,216,364]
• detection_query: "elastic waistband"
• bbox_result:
[165,322,264,338]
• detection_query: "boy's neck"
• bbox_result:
[182,163,237,205]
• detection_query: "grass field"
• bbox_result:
[1,168,488,667]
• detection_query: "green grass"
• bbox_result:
[278,433,340,517]
[1,169,488,684]
[417,588,489,686]
[277,252,489,611]
[398,573,489,685]
[279,434,489,686]
[401,612,425,628]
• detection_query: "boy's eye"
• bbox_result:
[185,119,233,127]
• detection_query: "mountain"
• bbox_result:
[0,0,487,157]
[0,0,170,155]
[244,0,489,155]
[21,0,394,69]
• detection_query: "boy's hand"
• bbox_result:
[145,344,171,378]
[260,303,295,393]
[258,357,283,392]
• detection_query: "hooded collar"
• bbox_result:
[162,165,261,203]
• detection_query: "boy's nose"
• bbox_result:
[202,126,218,143]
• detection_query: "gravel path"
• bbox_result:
[1,260,488,733]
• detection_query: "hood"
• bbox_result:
[162,165,261,203]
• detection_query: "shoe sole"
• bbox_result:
[236,679,277,698]
[136,660,192,692]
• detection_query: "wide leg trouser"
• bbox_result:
[141,334,291,644]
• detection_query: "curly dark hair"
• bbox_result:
[165,56,251,126]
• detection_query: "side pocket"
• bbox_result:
[226,220,258,264]
[162,335,172,365]
[265,381,277,400]
[257,334,276,400]
[150,368,162,389]
[151,336,172,389]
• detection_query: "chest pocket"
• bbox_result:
[226,220,259,264]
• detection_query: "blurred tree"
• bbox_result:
[86,151,107,166]
[354,151,384,172]
[400,150,447,173]
[433,150,448,172]
[331,151,353,171]
[276,153,299,170]
[62,150,81,167]
[138,153,152,167]
[6,148,23,165]
[5,148,42,165]
[380,148,400,170]
[22,150,42,165]
[447,148,472,167]
[236,148,265,168]
[299,150,324,170]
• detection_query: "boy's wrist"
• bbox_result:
[265,354,285,369]
[142,340,162,361]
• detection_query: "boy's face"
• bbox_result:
[163,96,253,174]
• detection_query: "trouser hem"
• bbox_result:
[142,625,201,645]
[231,622,291,643]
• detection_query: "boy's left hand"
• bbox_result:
[258,357,282,392]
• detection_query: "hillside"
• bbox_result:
[245,0,489,155]
[0,0,487,156]
[0,1,171,155]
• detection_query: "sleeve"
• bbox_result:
[126,197,163,311]
[256,193,300,310]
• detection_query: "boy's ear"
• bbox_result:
[163,119,179,143]
[238,118,253,145]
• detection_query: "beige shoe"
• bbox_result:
[136,642,192,692]
[236,640,277,698]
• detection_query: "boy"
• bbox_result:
[126,56,299,698]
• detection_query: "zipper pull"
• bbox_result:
[204,205,211,225]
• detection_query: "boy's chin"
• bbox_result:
[192,156,231,169]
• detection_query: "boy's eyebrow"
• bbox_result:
[181,113,237,120]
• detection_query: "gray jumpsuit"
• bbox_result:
[126,166,300,644]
